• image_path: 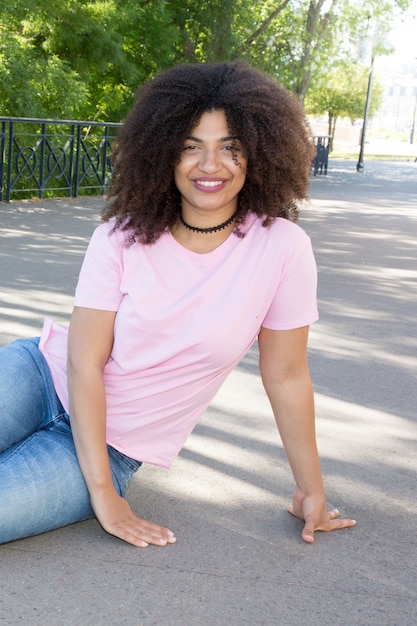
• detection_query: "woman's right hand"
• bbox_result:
[90,488,176,547]
[68,307,175,548]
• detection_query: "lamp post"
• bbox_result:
[356,54,375,172]
[411,92,417,143]
[410,62,417,144]
[356,16,380,173]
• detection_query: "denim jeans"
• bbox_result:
[0,337,141,544]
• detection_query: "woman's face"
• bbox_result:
[174,109,247,221]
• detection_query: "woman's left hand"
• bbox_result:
[288,487,356,543]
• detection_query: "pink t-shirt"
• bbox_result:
[39,213,318,467]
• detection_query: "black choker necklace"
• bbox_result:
[179,210,238,234]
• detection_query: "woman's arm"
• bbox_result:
[258,325,356,543]
[67,306,176,547]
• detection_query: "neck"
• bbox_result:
[179,210,238,234]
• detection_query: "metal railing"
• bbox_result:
[0,117,122,202]
[0,118,333,201]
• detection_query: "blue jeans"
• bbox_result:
[0,338,141,544]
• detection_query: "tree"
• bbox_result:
[232,0,410,102]
[0,0,411,121]
[0,0,180,120]
[0,6,89,119]
[305,63,384,145]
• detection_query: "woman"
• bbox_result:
[0,61,356,546]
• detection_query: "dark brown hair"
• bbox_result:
[103,60,315,244]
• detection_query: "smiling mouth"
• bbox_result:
[194,179,225,188]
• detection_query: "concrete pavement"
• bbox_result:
[0,159,416,625]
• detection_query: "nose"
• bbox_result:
[198,148,222,173]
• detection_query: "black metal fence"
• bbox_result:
[0,117,332,202]
[0,117,122,202]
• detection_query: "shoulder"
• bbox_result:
[88,220,136,253]
[244,213,312,251]
[270,216,310,239]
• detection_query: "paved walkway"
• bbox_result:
[0,159,416,625]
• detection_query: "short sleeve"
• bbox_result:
[73,223,125,311]
[261,231,319,330]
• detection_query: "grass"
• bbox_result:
[329,153,415,162]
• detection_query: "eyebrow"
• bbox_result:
[185,135,239,143]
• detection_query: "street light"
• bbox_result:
[410,60,417,144]
[356,54,374,172]
[410,91,417,143]
[356,16,380,173]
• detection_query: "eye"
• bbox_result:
[182,144,200,152]
[222,142,242,152]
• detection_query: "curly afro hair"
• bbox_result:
[102,60,315,244]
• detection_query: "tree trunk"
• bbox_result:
[328,113,333,136]
[330,116,337,151]
[294,0,337,102]
[207,0,236,60]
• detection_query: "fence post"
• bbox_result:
[73,123,82,198]
[6,121,14,202]
[101,126,110,195]
[0,120,5,202]
[38,123,47,199]
[68,124,75,198]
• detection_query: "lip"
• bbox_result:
[192,177,227,193]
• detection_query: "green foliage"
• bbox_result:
[305,62,384,139]
[0,25,88,118]
[0,0,411,121]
